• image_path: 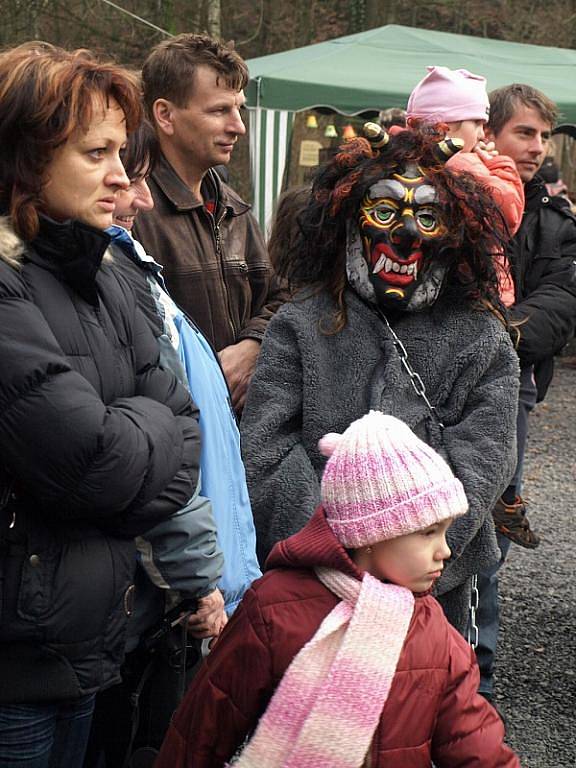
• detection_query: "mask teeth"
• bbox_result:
[372,254,387,274]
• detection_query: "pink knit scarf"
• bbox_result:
[229,568,415,768]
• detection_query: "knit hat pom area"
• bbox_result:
[320,411,468,548]
[318,432,342,457]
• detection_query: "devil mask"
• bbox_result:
[345,127,465,312]
[347,161,448,312]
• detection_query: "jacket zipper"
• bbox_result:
[212,210,237,343]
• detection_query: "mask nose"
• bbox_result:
[392,214,420,258]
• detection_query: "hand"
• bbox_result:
[474,140,499,160]
[218,338,261,413]
[185,588,228,639]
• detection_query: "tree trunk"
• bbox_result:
[207,0,221,37]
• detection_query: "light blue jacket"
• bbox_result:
[110,227,261,614]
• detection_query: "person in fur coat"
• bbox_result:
[240,126,520,635]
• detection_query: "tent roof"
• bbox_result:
[246,24,576,122]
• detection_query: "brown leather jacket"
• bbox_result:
[134,154,285,352]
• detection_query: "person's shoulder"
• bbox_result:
[427,293,504,337]
[528,177,575,220]
[400,595,458,665]
[248,566,335,613]
[271,289,324,319]
[414,593,450,624]
[547,194,576,224]
[217,177,251,217]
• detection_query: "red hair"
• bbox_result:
[0,42,142,241]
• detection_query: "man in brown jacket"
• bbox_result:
[134,34,284,411]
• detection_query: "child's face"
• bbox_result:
[445,119,486,152]
[359,519,452,593]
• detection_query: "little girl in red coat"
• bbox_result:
[155,411,520,768]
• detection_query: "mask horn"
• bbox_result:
[433,137,465,163]
[363,122,390,150]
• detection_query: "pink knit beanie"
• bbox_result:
[406,65,490,124]
[319,411,467,548]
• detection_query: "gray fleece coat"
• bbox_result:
[241,288,520,632]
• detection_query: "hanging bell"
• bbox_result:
[342,124,357,140]
[324,124,338,138]
[306,114,319,129]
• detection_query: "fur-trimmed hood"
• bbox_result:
[0,216,25,269]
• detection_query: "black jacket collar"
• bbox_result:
[26,216,111,305]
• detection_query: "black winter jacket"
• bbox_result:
[508,177,576,399]
[0,215,201,703]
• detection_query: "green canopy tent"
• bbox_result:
[246,24,576,229]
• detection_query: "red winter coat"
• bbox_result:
[155,508,519,768]
[446,151,524,307]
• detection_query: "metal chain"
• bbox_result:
[467,574,479,649]
[375,308,445,430]
[375,309,483,648]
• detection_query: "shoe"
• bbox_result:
[492,495,540,549]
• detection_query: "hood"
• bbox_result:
[0,216,26,269]
[265,506,365,582]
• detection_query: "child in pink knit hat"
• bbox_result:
[407,66,491,152]
[155,411,519,768]
[407,65,523,306]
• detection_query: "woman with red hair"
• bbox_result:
[0,43,201,766]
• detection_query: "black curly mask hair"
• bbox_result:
[274,128,511,328]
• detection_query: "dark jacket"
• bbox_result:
[155,508,519,768]
[509,176,576,399]
[0,215,201,703]
[133,156,285,352]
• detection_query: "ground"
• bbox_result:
[496,358,575,767]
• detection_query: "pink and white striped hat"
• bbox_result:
[319,411,467,548]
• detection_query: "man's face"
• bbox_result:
[358,163,446,309]
[486,104,552,184]
[167,65,246,172]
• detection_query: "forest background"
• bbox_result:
[3,0,575,203]
[2,0,576,61]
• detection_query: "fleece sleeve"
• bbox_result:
[430,324,520,594]
[240,311,322,563]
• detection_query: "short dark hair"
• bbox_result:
[0,41,142,241]
[141,33,249,118]
[121,121,159,180]
[488,84,558,136]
